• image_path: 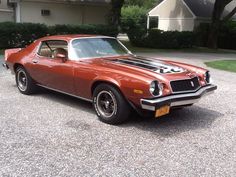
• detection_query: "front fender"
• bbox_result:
[91,75,152,108]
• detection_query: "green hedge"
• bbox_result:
[127,29,195,49]
[195,21,236,49]
[0,22,48,49]
[0,22,118,49]
[121,5,195,49]
[48,24,118,37]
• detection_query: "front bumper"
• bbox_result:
[140,84,217,111]
[2,63,9,70]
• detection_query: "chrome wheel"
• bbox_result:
[17,70,28,92]
[96,90,117,118]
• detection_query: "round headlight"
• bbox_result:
[150,81,163,96]
[204,71,211,84]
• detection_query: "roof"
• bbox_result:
[20,0,111,4]
[183,0,213,18]
[155,0,236,19]
[38,34,110,41]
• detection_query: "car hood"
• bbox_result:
[91,55,199,82]
[109,56,186,74]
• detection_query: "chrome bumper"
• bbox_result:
[140,85,217,111]
[2,63,9,70]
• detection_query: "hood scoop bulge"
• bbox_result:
[111,57,185,74]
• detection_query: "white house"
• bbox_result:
[1,0,111,25]
[147,0,236,31]
[0,0,14,22]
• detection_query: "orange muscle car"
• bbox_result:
[3,35,217,124]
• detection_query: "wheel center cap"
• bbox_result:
[105,101,110,109]
[22,78,26,83]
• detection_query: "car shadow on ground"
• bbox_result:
[35,87,94,113]
[35,87,222,137]
[122,106,223,137]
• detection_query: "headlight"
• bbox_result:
[204,71,211,84]
[150,81,163,96]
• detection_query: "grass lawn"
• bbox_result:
[120,40,236,54]
[205,60,236,73]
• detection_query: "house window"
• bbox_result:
[149,16,159,29]
[41,9,51,16]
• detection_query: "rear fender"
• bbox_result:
[5,48,22,61]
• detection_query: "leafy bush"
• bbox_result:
[218,21,236,49]
[49,24,118,37]
[121,6,147,32]
[194,23,209,47]
[194,21,236,49]
[0,22,118,49]
[0,22,48,48]
[127,28,195,49]
[146,29,195,49]
[121,6,195,49]
[121,6,148,46]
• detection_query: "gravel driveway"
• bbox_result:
[0,53,236,177]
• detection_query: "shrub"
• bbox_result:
[121,6,147,32]
[126,28,195,49]
[194,21,236,49]
[145,29,195,49]
[0,22,118,49]
[194,23,210,47]
[121,6,195,49]
[218,21,236,49]
[0,22,48,48]
[121,6,148,46]
[49,24,118,37]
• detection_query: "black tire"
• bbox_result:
[15,66,37,95]
[93,84,131,125]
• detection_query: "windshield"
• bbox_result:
[71,38,130,59]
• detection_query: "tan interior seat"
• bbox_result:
[39,48,52,57]
[52,48,68,58]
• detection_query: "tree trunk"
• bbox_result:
[207,0,228,49]
[207,21,221,49]
[110,0,124,27]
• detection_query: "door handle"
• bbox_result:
[32,60,38,64]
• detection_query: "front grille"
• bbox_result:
[170,77,200,93]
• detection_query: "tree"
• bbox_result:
[207,0,236,49]
[124,0,158,9]
[110,0,124,26]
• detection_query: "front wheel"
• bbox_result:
[15,66,37,95]
[93,84,131,125]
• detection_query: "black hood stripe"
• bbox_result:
[115,58,159,70]
[111,57,185,74]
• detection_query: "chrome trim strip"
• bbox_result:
[141,85,216,106]
[170,99,200,107]
[37,84,93,103]
[141,105,155,111]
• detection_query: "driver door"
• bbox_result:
[28,40,75,94]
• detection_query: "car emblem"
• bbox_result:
[190,81,195,87]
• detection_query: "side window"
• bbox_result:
[38,40,68,59]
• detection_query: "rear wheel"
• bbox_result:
[93,84,131,125]
[15,66,37,95]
